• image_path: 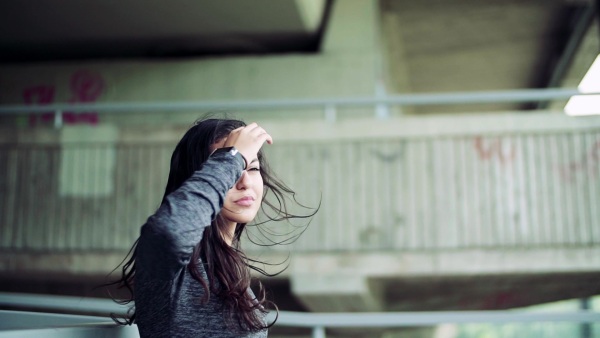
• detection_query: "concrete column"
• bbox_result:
[59,125,118,197]
[548,18,600,110]
[321,0,378,53]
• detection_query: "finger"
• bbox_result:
[257,131,273,145]
[265,133,273,145]
[227,126,244,139]
[249,126,269,138]
[223,126,244,144]
[244,122,258,132]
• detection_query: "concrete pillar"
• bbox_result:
[59,125,118,197]
[293,0,327,32]
[379,2,414,115]
[321,0,378,53]
[548,18,600,110]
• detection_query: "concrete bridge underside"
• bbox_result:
[1,249,598,314]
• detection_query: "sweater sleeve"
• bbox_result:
[136,151,244,279]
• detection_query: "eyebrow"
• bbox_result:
[249,158,259,164]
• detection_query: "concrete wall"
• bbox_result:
[0,0,382,126]
[2,112,599,255]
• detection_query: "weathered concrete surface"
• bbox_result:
[2,249,599,312]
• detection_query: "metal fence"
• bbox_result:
[1,293,599,338]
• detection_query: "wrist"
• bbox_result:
[211,146,247,171]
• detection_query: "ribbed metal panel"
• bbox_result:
[0,131,598,253]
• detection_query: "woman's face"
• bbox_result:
[212,140,264,225]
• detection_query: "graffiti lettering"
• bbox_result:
[23,85,56,125]
[24,70,105,126]
[474,136,515,165]
[559,141,600,182]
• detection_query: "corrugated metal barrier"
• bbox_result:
[1,130,599,253]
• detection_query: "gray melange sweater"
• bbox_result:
[135,151,268,338]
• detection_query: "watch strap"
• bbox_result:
[211,146,247,171]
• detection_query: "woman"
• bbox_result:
[111,118,312,337]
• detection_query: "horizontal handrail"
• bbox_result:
[1,293,599,327]
[275,311,600,327]
[0,292,125,315]
[0,88,594,114]
[0,311,139,338]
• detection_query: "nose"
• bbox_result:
[235,170,252,190]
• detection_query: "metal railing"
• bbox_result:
[1,293,599,338]
[0,88,587,114]
[0,87,595,127]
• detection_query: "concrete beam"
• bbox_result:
[3,247,600,281]
[287,248,600,278]
[293,0,327,32]
[291,274,382,312]
[0,252,129,280]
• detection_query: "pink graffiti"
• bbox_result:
[474,136,516,165]
[68,70,105,103]
[23,85,55,105]
[64,70,105,124]
[23,85,56,125]
[559,141,600,182]
[24,70,105,126]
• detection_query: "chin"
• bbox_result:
[222,210,258,225]
[228,216,252,224]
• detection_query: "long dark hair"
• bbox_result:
[107,118,316,332]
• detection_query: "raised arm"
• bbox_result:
[136,123,273,279]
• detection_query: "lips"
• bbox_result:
[234,196,255,207]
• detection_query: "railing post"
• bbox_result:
[312,326,326,338]
[375,79,390,119]
[54,110,63,129]
[580,297,591,338]
[324,104,336,123]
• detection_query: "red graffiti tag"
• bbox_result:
[64,70,105,124]
[68,70,105,103]
[474,136,516,165]
[559,141,600,182]
[23,85,56,125]
[24,70,105,126]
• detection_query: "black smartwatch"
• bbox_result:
[211,146,247,170]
